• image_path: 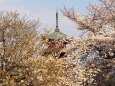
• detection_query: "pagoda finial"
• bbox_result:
[56,10,58,28]
[55,10,60,32]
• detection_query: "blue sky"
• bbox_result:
[0,0,99,37]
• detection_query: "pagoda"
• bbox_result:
[43,11,68,58]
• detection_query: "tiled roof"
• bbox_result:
[48,28,66,39]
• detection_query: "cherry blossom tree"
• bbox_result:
[62,0,115,85]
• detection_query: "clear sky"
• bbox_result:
[0,0,99,37]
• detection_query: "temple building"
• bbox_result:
[43,11,68,58]
[47,11,67,40]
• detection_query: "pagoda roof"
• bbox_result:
[48,28,66,39]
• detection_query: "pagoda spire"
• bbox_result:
[55,10,60,32]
